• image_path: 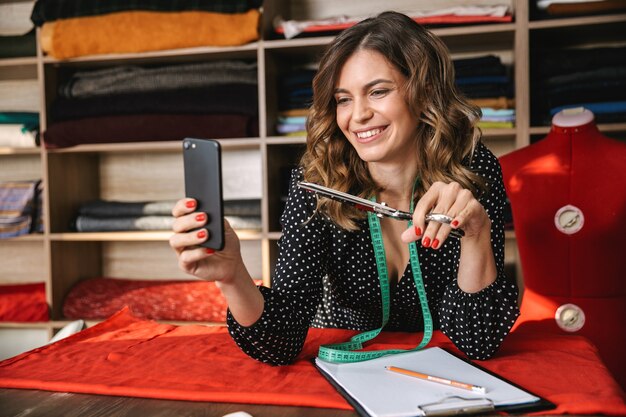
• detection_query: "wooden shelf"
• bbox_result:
[528,13,626,29]
[46,138,262,154]
[0,57,37,67]
[49,230,262,241]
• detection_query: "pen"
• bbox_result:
[385,366,487,394]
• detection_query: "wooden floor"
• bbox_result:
[0,388,359,417]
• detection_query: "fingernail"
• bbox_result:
[197,230,206,239]
[414,226,422,236]
[451,220,459,227]
[432,239,439,249]
[195,213,206,222]
[422,237,431,248]
[186,200,196,208]
[205,248,214,254]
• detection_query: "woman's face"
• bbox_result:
[334,49,419,166]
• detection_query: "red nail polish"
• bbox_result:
[197,230,206,239]
[422,237,431,248]
[205,248,214,254]
[432,239,439,249]
[186,200,196,208]
[451,220,459,227]
[414,226,422,236]
[195,213,206,222]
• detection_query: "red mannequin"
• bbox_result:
[500,108,626,388]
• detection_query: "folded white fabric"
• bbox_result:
[0,124,37,147]
[0,1,35,36]
[537,0,606,10]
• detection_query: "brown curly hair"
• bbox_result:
[300,11,484,230]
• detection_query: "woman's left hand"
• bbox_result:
[400,181,491,249]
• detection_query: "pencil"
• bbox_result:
[385,366,487,394]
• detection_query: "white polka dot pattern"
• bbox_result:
[227,142,520,365]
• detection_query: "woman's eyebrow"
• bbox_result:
[334,78,395,94]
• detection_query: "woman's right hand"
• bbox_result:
[169,198,243,284]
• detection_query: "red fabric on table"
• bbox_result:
[0,308,624,414]
[0,282,48,322]
[63,277,262,323]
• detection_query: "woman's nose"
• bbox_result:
[352,98,373,122]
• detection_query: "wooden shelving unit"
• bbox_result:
[1,0,625,335]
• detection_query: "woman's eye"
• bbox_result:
[335,96,350,105]
[371,89,389,97]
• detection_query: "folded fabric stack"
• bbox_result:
[532,45,626,124]
[534,0,626,17]
[0,67,40,147]
[72,199,261,232]
[454,55,516,129]
[0,282,48,322]
[62,277,261,322]
[29,0,262,59]
[275,5,512,39]
[0,112,39,148]
[44,60,259,148]
[275,68,316,137]
[0,180,42,238]
[0,1,36,59]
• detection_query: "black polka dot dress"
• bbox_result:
[227,142,520,365]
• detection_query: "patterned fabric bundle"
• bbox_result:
[63,277,262,322]
[0,180,41,238]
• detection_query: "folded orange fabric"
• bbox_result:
[41,9,260,59]
[0,307,624,414]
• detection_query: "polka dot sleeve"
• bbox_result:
[226,169,329,365]
[438,142,520,360]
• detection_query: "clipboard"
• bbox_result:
[314,347,555,417]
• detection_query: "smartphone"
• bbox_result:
[183,138,224,250]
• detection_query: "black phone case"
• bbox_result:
[183,138,224,250]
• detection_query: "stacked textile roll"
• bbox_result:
[72,199,261,232]
[454,55,516,129]
[275,68,315,137]
[0,180,42,238]
[44,60,259,148]
[532,46,626,125]
[0,1,36,59]
[30,0,262,59]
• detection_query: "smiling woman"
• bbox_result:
[169,11,519,366]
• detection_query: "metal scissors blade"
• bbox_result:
[297,181,412,221]
[297,181,465,238]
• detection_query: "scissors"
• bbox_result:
[297,181,464,238]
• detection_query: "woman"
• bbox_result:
[170,11,519,365]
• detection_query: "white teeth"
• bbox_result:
[356,128,382,139]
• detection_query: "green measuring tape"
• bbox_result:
[317,191,433,363]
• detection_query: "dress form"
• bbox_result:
[500,108,626,387]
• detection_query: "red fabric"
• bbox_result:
[500,122,626,388]
[275,15,513,35]
[43,113,259,149]
[63,277,262,323]
[0,307,624,414]
[0,282,48,322]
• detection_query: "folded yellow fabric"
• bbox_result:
[41,9,260,59]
